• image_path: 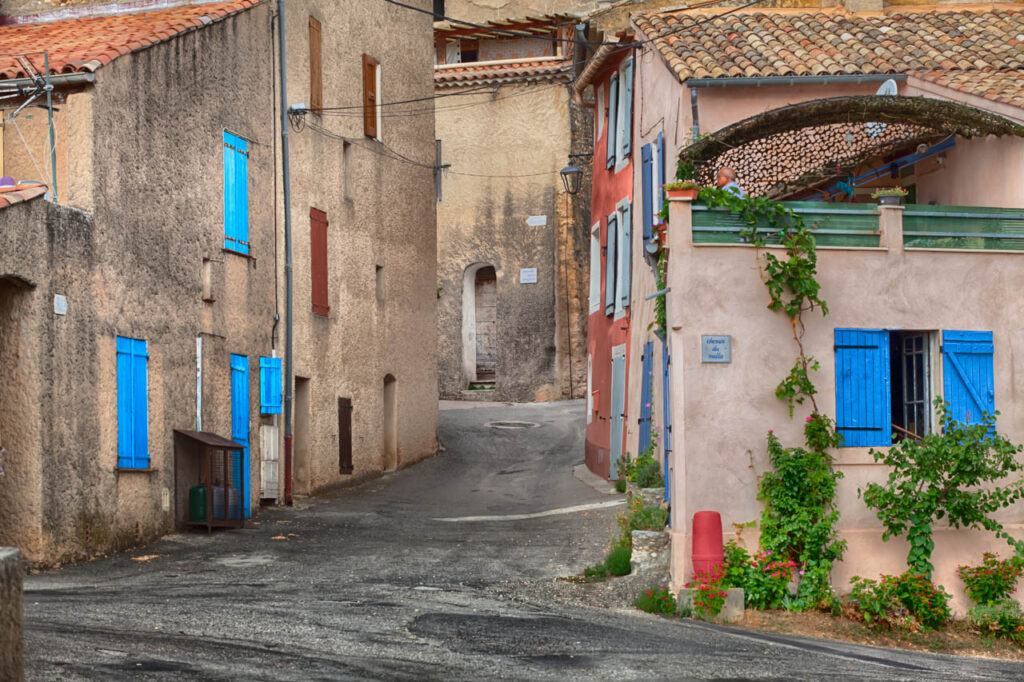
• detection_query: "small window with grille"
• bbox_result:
[890,331,935,440]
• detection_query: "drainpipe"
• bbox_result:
[44,54,57,203]
[277,0,294,506]
[690,87,699,142]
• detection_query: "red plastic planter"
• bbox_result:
[692,511,724,577]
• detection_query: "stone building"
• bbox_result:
[0,0,439,564]
[434,13,590,402]
[0,0,275,563]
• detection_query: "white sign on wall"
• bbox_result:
[519,268,538,284]
[526,215,548,227]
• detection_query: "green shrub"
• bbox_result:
[635,585,677,615]
[583,562,607,580]
[958,553,1023,606]
[616,452,633,482]
[614,478,627,494]
[606,546,632,576]
[629,505,668,531]
[849,573,951,631]
[631,453,664,488]
[861,400,1024,578]
[721,540,753,590]
[969,602,1024,645]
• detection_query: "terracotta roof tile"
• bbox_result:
[0,1,261,80]
[635,6,1024,82]
[0,182,47,210]
[917,68,1024,109]
[435,58,573,87]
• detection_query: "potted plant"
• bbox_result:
[871,186,909,206]
[664,180,700,201]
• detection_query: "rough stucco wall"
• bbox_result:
[664,200,1024,613]
[282,0,438,493]
[0,547,22,680]
[0,201,47,559]
[80,6,277,556]
[0,6,278,565]
[436,82,572,402]
[443,0,596,23]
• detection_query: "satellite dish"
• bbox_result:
[866,80,898,139]
[875,78,898,96]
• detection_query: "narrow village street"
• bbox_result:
[19,401,1024,681]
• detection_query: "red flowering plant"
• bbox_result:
[634,585,677,616]
[958,552,1024,607]
[848,572,951,631]
[745,550,798,610]
[685,569,728,618]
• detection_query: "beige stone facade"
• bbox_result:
[0,3,276,563]
[434,17,589,402]
[279,0,439,492]
[0,0,440,564]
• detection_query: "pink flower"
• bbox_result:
[806,415,813,423]
[768,430,774,435]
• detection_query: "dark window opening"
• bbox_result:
[433,0,444,17]
[460,39,479,63]
[890,331,931,440]
[338,397,353,474]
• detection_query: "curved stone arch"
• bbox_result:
[678,95,1024,198]
[461,262,497,386]
[0,274,36,289]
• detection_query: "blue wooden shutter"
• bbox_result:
[660,339,671,504]
[656,131,665,224]
[606,74,618,169]
[834,328,891,446]
[621,58,634,157]
[117,336,148,469]
[638,341,654,454]
[641,144,653,242]
[230,354,251,518]
[620,202,632,308]
[260,356,283,415]
[942,330,994,425]
[604,213,616,315]
[223,132,249,255]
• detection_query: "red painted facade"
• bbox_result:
[585,52,633,480]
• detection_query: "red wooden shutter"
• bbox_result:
[310,207,329,316]
[309,17,322,113]
[362,54,377,138]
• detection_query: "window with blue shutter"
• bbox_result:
[606,74,618,170]
[116,336,149,469]
[942,330,994,425]
[834,328,891,447]
[260,356,283,415]
[621,58,634,157]
[223,131,250,255]
[638,341,654,454]
[619,202,632,310]
[604,212,617,315]
[641,144,653,242]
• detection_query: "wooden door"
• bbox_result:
[474,267,497,380]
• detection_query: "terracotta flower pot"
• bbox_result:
[666,187,698,200]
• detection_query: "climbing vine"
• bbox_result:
[667,177,845,608]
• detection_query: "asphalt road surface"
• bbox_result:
[22,400,1024,681]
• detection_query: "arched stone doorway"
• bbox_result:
[461,263,497,387]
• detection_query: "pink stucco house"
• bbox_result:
[628,4,1024,612]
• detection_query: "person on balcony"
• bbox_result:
[716,167,746,198]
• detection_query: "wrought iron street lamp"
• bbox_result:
[559,163,582,195]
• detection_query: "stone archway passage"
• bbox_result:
[473,267,496,381]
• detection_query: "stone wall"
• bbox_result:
[0,547,22,681]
